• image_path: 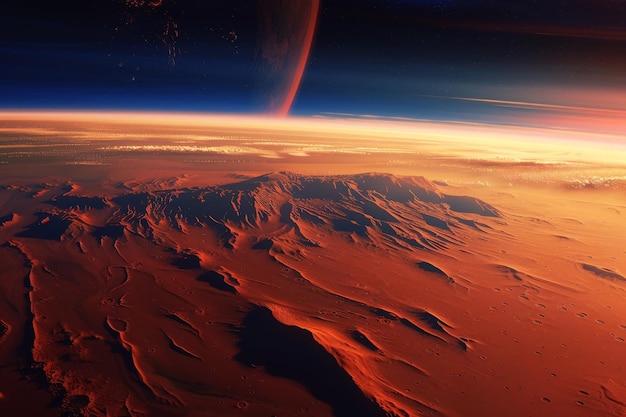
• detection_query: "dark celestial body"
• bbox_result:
[255,0,320,115]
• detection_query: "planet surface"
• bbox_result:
[0,112,624,417]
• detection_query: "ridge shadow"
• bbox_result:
[235,306,389,417]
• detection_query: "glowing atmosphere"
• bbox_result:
[0,1,625,417]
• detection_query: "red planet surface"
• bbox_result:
[0,112,624,417]
[1,2,626,417]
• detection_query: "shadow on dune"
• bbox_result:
[582,263,625,282]
[16,213,71,241]
[91,225,124,240]
[0,213,14,226]
[197,270,237,294]
[235,306,389,417]
[47,196,107,210]
[171,252,201,269]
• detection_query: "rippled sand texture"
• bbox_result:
[1,170,624,417]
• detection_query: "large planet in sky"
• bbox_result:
[255,0,320,115]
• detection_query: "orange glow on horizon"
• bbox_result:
[0,109,625,169]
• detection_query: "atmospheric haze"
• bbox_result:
[0,113,625,417]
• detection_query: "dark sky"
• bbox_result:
[2,0,626,123]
